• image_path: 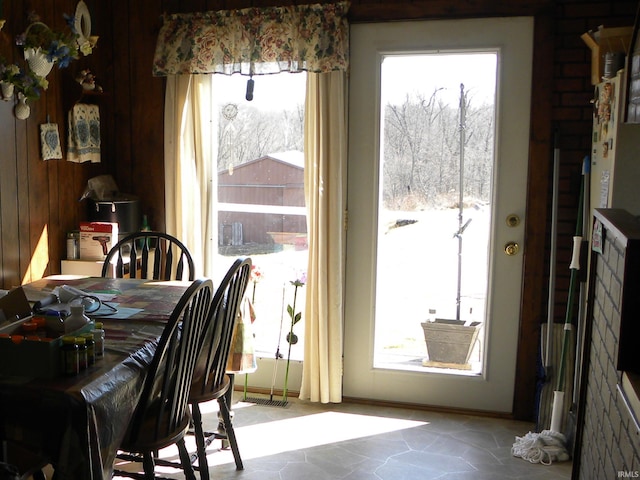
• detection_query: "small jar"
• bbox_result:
[66,231,79,260]
[61,336,79,376]
[81,333,96,366]
[75,337,88,371]
[92,322,105,358]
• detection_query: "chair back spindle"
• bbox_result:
[115,279,213,480]
[102,231,195,281]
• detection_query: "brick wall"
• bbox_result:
[576,210,640,479]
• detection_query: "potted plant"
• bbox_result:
[421,316,481,368]
[12,70,49,119]
[0,58,20,100]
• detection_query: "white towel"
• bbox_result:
[67,103,101,163]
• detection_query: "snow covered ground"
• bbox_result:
[220,205,491,371]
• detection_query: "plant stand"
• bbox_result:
[421,319,481,368]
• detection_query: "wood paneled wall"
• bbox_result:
[0,0,637,419]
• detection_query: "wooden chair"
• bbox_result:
[113,278,213,480]
[189,257,252,479]
[102,232,195,281]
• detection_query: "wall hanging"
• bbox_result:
[0,1,96,120]
[40,121,63,160]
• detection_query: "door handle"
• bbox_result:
[504,242,519,256]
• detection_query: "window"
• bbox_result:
[212,72,308,361]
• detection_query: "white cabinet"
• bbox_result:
[61,260,107,277]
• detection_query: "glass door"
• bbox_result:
[344,17,533,412]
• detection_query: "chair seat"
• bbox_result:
[120,413,191,454]
[189,373,230,405]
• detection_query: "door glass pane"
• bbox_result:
[374,53,497,375]
[212,73,308,361]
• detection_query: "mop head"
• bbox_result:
[511,429,570,465]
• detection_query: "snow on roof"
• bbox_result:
[268,151,304,168]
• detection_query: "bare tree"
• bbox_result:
[382,88,494,210]
[217,104,305,171]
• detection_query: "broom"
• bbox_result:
[550,158,586,435]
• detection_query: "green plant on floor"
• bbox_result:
[283,271,306,402]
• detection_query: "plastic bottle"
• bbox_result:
[92,322,105,358]
[64,304,91,334]
[141,214,151,233]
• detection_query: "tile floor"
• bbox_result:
[115,392,573,480]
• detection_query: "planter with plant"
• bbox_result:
[15,13,89,76]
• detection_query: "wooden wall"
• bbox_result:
[0,0,637,419]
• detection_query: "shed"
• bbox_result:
[218,151,307,247]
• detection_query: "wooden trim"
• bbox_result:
[513,12,555,421]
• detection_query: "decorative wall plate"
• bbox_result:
[74,1,91,47]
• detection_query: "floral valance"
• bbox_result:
[152,2,350,77]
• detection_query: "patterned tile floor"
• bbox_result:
[114,392,573,480]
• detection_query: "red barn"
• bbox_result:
[217,151,307,248]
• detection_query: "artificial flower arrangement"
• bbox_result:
[15,12,94,72]
[0,56,47,102]
[0,11,94,118]
[282,271,306,401]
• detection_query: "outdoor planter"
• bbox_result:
[421,319,481,368]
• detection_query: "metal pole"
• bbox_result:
[456,84,466,321]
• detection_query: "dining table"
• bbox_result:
[0,275,193,479]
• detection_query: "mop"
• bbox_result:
[565,156,590,450]
[513,153,587,465]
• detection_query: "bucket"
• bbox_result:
[87,195,140,235]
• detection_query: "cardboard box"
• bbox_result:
[582,25,634,85]
[0,316,94,378]
[79,222,118,260]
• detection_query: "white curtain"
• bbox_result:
[299,71,347,403]
[164,72,348,402]
[164,75,216,278]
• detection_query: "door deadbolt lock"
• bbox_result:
[506,214,520,227]
[504,242,519,256]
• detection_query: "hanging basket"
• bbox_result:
[21,22,61,77]
[24,47,55,78]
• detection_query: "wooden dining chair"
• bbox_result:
[113,278,213,480]
[188,257,252,479]
[102,231,195,281]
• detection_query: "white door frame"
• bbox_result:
[344,16,534,413]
